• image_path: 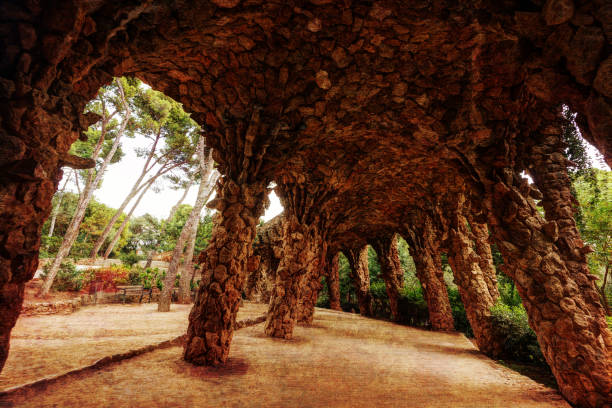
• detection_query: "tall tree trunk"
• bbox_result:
[158,140,214,312]
[47,170,72,238]
[39,80,129,296]
[102,176,156,259]
[177,173,218,303]
[145,250,155,269]
[326,252,341,311]
[89,130,164,258]
[167,181,193,223]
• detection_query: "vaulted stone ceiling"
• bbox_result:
[41,0,608,248]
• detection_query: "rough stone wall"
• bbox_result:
[370,235,403,321]
[402,216,454,331]
[344,246,372,317]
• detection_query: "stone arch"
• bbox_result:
[1,1,611,406]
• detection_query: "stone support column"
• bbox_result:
[326,252,341,311]
[184,177,268,365]
[344,246,372,316]
[468,219,500,301]
[265,214,326,338]
[370,235,403,320]
[264,183,332,339]
[184,109,271,366]
[403,217,454,331]
[447,199,503,356]
[484,167,612,407]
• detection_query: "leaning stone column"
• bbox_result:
[326,252,341,311]
[484,167,612,407]
[467,218,500,301]
[403,217,454,331]
[344,246,373,316]
[370,235,404,320]
[265,214,326,338]
[265,183,330,339]
[447,199,503,356]
[184,110,270,365]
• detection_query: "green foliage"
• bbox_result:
[120,251,142,267]
[396,286,428,326]
[490,302,546,365]
[127,266,164,290]
[41,262,83,292]
[447,287,473,337]
[499,282,522,308]
[160,206,214,255]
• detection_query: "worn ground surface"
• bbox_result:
[0,302,267,390]
[0,306,569,407]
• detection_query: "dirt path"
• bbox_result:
[0,302,267,390]
[1,306,569,407]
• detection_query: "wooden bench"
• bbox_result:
[116,285,152,304]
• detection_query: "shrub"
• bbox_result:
[83,265,130,292]
[490,302,546,366]
[120,251,142,267]
[499,282,522,307]
[40,236,62,257]
[69,241,93,258]
[397,286,428,326]
[370,280,391,317]
[41,261,83,292]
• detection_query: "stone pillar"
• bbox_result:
[447,199,503,356]
[296,249,326,325]
[326,252,341,311]
[403,217,454,331]
[265,214,326,338]
[344,246,372,316]
[468,219,500,301]
[184,177,268,365]
[184,109,271,366]
[370,235,403,320]
[484,167,612,407]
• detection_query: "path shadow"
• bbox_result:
[173,357,249,379]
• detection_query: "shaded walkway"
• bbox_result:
[0,303,267,390]
[1,307,569,407]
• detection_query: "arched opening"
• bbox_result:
[1,2,610,407]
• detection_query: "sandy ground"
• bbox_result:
[0,305,569,407]
[0,302,267,390]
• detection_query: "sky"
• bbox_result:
[64,134,284,221]
[62,131,608,223]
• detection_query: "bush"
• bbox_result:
[490,302,546,366]
[123,266,163,290]
[41,261,83,292]
[370,280,391,317]
[69,241,93,258]
[499,282,522,307]
[397,286,428,326]
[120,251,142,267]
[83,265,130,292]
[40,236,62,258]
